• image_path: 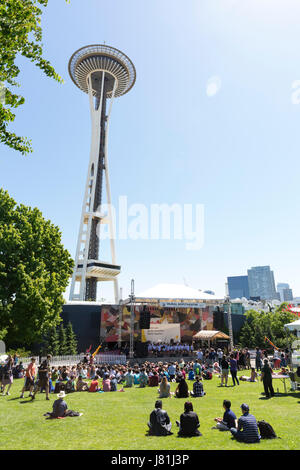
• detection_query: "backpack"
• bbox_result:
[257,420,277,439]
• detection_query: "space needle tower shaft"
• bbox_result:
[68,45,136,303]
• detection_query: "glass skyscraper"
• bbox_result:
[247,266,277,301]
[227,276,250,299]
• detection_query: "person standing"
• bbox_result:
[197,349,203,364]
[1,356,14,396]
[245,348,251,370]
[255,347,262,372]
[229,354,239,386]
[20,358,37,398]
[261,359,274,398]
[31,359,50,400]
[220,356,230,387]
[217,348,223,367]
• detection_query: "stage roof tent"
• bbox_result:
[284,319,300,331]
[131,283,223,304]
[193,330,230,340]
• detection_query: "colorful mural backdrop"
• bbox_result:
[100,305,215,343]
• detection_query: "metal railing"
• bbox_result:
[18,354,127,367]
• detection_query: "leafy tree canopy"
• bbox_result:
[0,0,68,155]
[238,304,297,350]
[0,188,74,347]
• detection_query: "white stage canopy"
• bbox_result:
[133,283,222,305]
[284,319,300,335]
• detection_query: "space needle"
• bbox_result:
[68,44,136,303]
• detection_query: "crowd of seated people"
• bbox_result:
[1,355,223,398]
[1,344,291,400]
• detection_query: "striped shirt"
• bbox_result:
[237,413,261,443]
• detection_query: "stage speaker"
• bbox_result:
[136,341,148,358]
[139,306,151,329]
[213,307,225,331]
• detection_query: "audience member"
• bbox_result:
[177,401,201,437]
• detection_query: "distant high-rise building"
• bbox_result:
[277,283,293,302]
[227,276,250,299]
[283,288,293,302]
[247,266,277,300]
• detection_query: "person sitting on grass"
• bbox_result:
[102,373,111,392]
[176,401,202,437]
[139,368,148,388]
[175,377,189,398]
[158,376,171,398]
[202,367,213,380]
[76,375,89,392]
[230,403,261,443]
[44,391,82,419]
[147,400,173,436]
[213,399,237,431]
[188,368,195,381]
[124,369,134,387]
[110,374,118,391]
[89,375,100,392]
[239,368,258,382]
[148,371,159,387]
[65,376,76,393]
[190,375,205,397]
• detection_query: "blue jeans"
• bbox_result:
[231,370,239,386]
[230,428,260,443]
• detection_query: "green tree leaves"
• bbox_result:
[0,0,68,154]
[238,305,297,350]
[0,188,74,347]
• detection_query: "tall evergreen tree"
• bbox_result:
[47,326,60,356]
[58,324,68,356]
[66,322,77,355]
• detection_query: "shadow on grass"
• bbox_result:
[259,391,300,399]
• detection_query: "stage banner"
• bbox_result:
[100,305,215,342]
[143,323,181,343]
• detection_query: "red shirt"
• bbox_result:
[26,363,36,378]
[89,380,99,392]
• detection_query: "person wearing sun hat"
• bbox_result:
[44,391,82,419]
[230,404,261,443]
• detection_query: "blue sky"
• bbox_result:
[1,0,300,301]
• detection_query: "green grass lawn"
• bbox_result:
[0,374,299,450]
